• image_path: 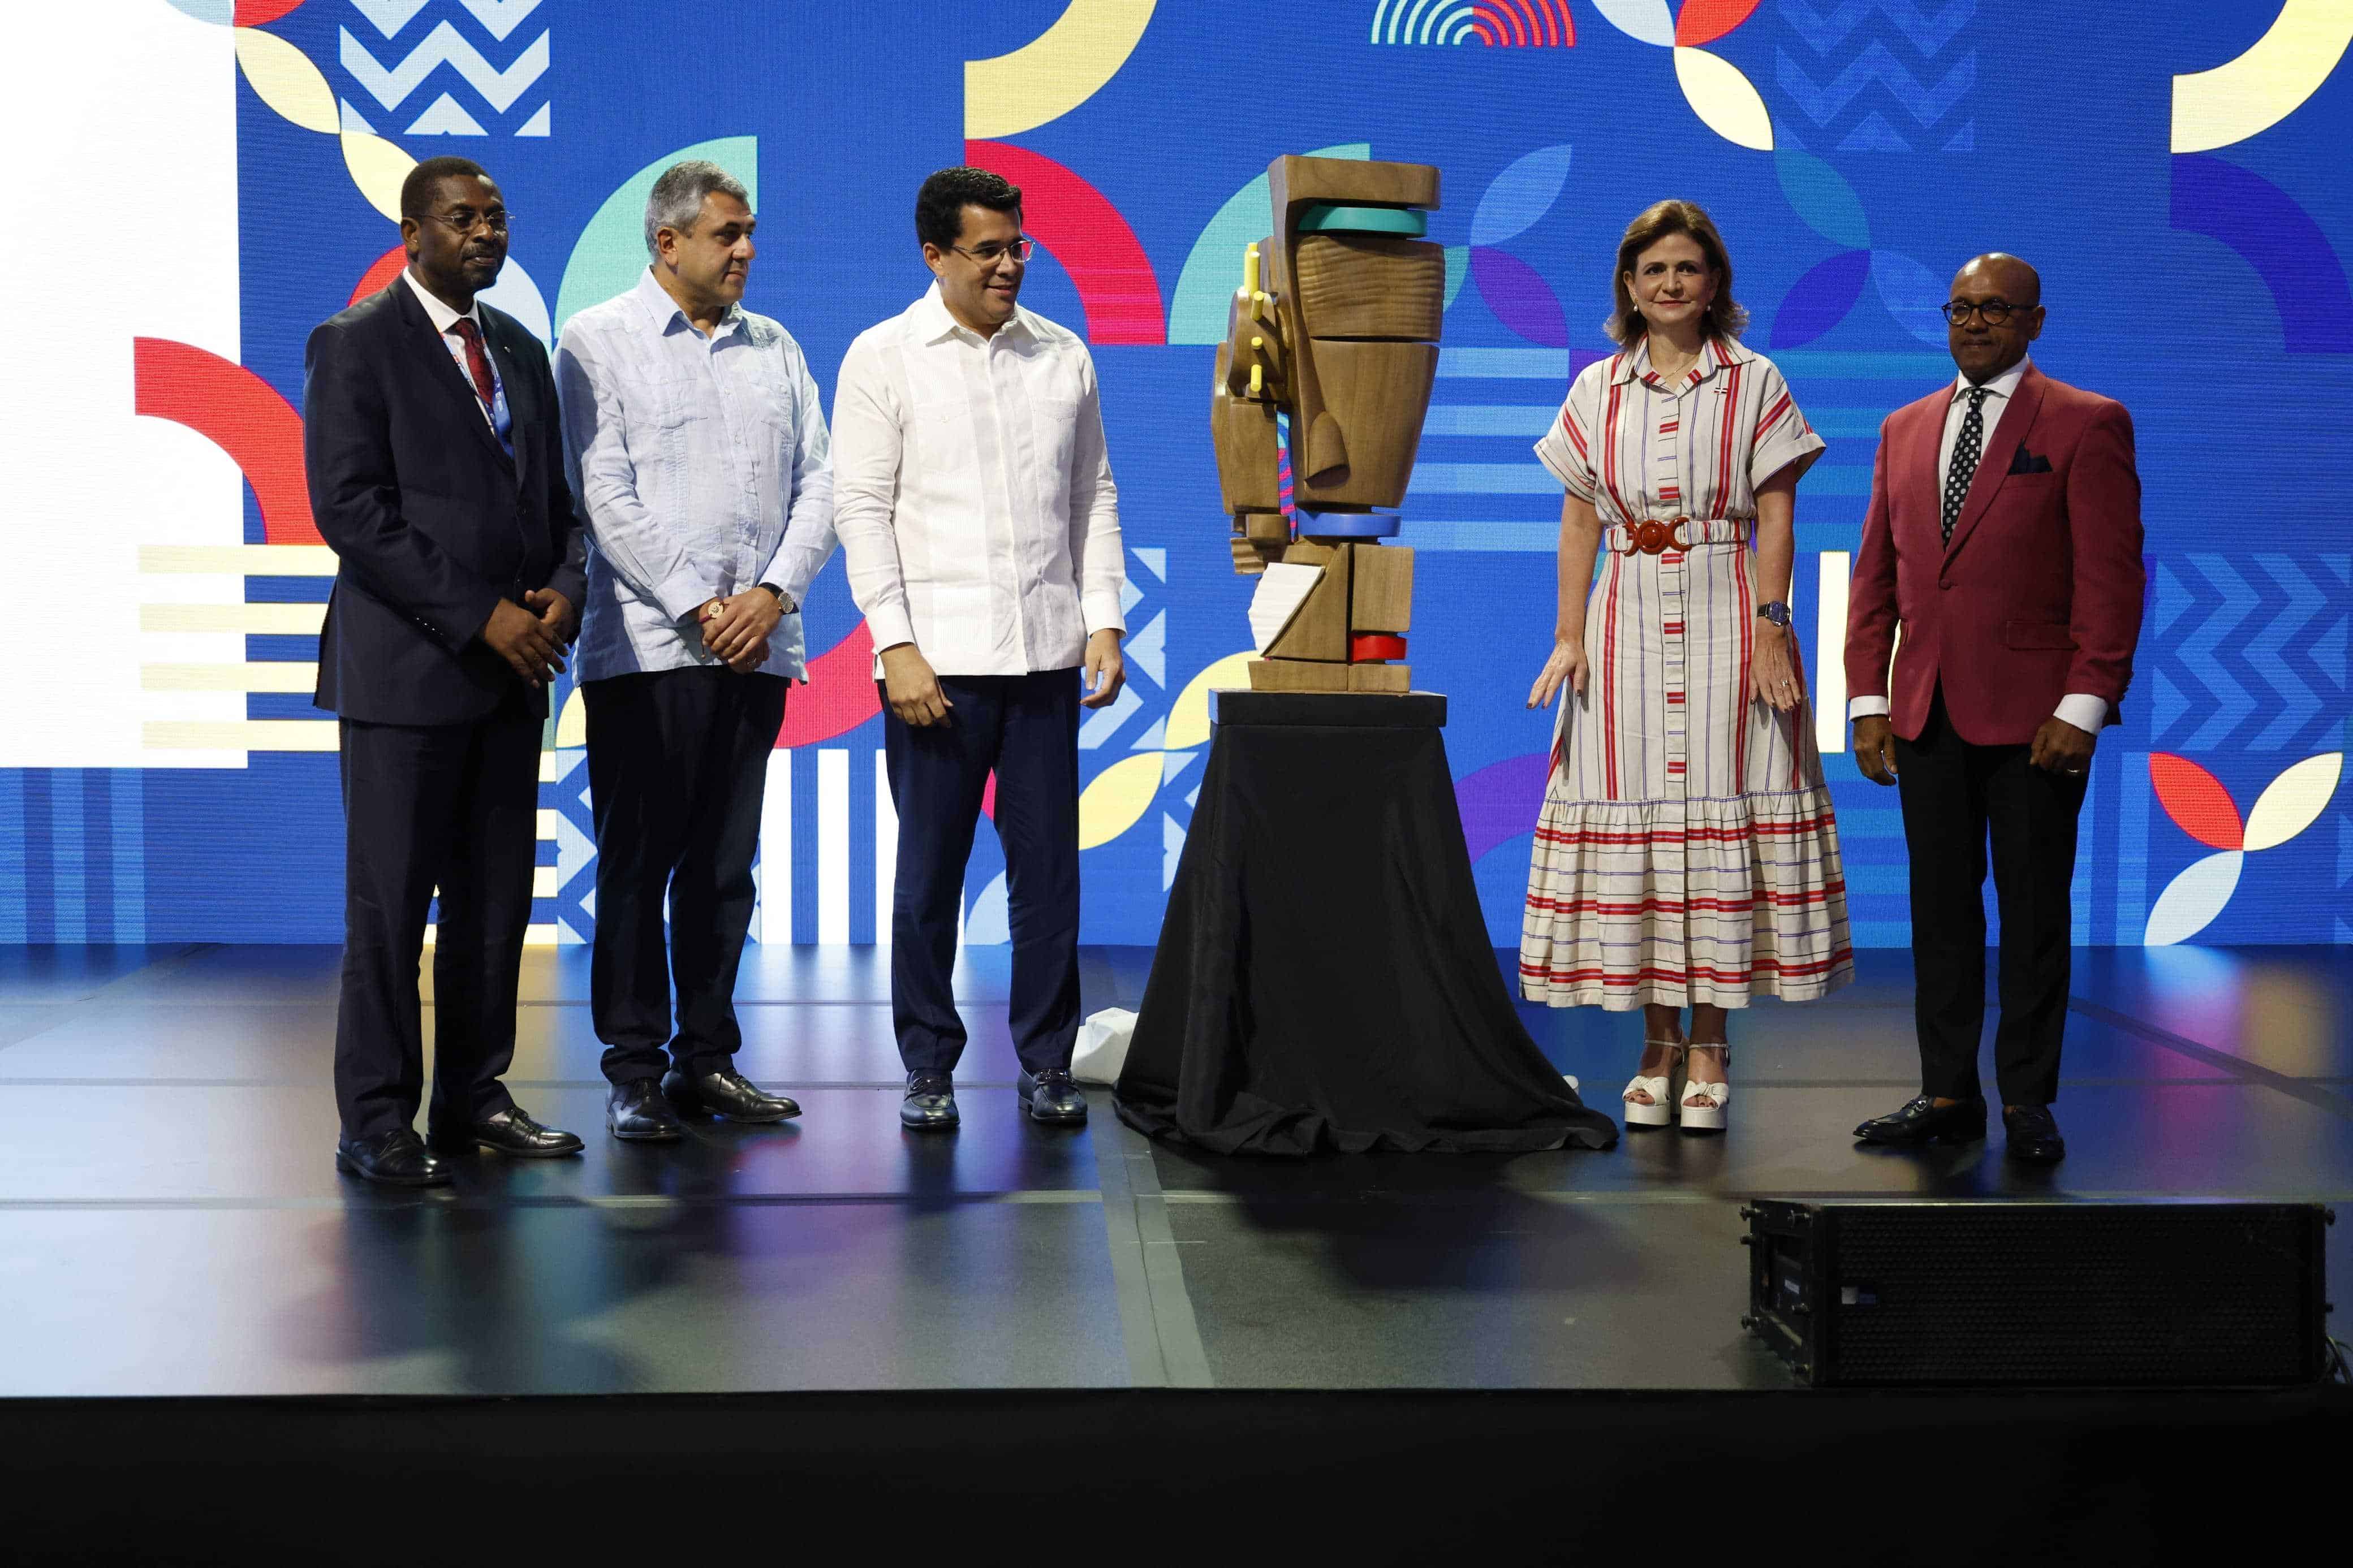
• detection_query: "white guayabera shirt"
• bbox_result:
[831,283,1126,676]
[554,268,836,683]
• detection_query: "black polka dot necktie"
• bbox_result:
[1942,387,1990,544]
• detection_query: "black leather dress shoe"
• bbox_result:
[1852,1094,1988,1146]
[900,1072,959,1131]
[607,1078,685,1143]
[434,1106,584,1158]
[664,1067,801,1124]
[2003,1103,2066,1165]
[335,1129,451,1187]
[1016,1066,1088,1125]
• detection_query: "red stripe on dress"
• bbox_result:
[1520,950,1857,986]
[1602,554,1622,797]
[1534,815,1839,845]
[1734,560,1753,794]
[1757,391,1792,435]
[1712,361,1743,518]
[1560,409,1588,459]
[1525,887,1846,915]
[1600,379,1634,520]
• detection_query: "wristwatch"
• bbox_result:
[756,582,797,614]
[1755,601,1792,628]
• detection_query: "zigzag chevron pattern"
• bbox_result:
[2149,554,2351,753]
[1774,0,1975,153]
[337,3,548,137]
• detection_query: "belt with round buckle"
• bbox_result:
[1618,517,1690,556]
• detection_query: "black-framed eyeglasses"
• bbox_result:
[422,208,513,236]
[1940,299,2027,326]
[950,237,1033,265]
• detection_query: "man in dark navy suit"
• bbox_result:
[305,156,587,1185]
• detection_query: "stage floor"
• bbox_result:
[0,942,2345,1397]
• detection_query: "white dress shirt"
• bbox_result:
[403,268,506,438]
[1850,355,2109,735]
[831,283,1125,676]
[554,269,835,683]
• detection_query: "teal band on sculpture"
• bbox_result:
[1295,205,1429,237]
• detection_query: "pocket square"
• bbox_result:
[2007,448,2053,475]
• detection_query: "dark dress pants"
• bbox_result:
[334,698,543,1139]
[882,668,1081,1078]
[1893,687,2088,1107]
[584,668,788,1084]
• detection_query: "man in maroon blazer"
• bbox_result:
[1843,253,2145,1165]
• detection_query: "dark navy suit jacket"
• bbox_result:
[303,279,585,725]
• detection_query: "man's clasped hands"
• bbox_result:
[477,585,781,690]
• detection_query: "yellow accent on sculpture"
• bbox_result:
[1077,751,1165,850]
[233,27,340,133]
[1166,653,1255,750]
[964,0,1158,139]
[1673,46,1774,152]
[2242,751,2343,851]
[341,132,414,222]
[2171,0,2353,153]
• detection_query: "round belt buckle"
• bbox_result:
[1636,520,1669,554]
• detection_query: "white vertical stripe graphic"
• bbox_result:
[873,749,897,945]
[1815,551,1850,754]
[757,750,791,942]
[818,748,850,944]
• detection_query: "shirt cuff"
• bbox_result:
[865,603,916,655]
[1847,696,1890,720]
[653,564,719,625]
[1080,592,1127,640]
[2054,693,2110,734]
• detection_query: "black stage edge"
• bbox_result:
[1208,686,1449,727]
[10,1386,2343,1565]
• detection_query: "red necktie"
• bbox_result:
[449,316,496,411]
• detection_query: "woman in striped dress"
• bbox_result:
[1522,200,1854,1132]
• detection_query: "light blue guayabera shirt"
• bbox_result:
[554,267,837,683]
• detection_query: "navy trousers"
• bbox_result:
[583,668,788,1084]
[882,668,1082,1077]
[334,700,542,1139]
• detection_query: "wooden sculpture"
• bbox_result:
[1211,154,1443,694]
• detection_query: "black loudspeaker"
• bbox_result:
[1741,1200,2332,1387]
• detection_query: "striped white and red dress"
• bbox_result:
[1520,336,1855,1010]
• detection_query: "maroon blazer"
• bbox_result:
[1843,364,2145,746]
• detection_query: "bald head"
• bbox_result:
[1945,252,2044,384]
[1954,253,2041,308]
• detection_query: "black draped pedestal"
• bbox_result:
[1114,690,1619,1155]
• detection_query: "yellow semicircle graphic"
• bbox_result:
[2173,0,2353,153]
[233,27,340,134]
[1673,46,1774,151]
[1164,651,1255,752]
[1077,751,1166,850]
[966,0,1157,140]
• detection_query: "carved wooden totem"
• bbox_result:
[1210,155,1443,694]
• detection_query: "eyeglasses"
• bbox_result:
[1940,299,2028,326]
[950,237,1032,265]
[421,208,513,236]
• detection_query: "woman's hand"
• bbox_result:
[1528,637,1589,710]
[1748,622,1804,712]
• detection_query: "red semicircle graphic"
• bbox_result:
[775,621,884,749]
[351,244,408,307]
[133,338,320,546]
[962,140,1166,345]
[2149,753,2244,850]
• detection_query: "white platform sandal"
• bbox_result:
[1680,1047,1730,1133]
[1623,1042,1685,1129]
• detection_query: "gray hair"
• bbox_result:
[643,160,750,257]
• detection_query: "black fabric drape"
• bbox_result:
[1115,713,1618,1155]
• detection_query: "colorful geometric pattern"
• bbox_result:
[5,1,2353,948]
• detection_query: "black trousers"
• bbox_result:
[882,668,1081,1077]
[584,669,788,1084]
[1893,688,2088,1107]
[334,700,542,1139]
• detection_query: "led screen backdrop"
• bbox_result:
[3,0,2350,949]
